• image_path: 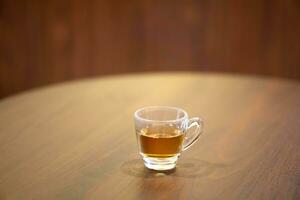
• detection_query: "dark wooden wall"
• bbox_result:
[0,0,300,98]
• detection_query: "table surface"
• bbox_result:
[0,73,299,200]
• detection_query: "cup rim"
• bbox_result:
[134,106,188,123]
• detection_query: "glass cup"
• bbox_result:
[134,106,203,171]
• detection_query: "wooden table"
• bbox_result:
[0,73,299,200]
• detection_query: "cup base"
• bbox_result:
[141,153,179,171]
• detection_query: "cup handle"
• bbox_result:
[182,117,203,151]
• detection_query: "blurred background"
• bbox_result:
[0,0,299,98]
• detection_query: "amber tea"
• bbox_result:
[137,126,184,158]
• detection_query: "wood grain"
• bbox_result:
[0,73,299,199]
[0,0,300,98]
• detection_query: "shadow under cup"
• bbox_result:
[134,106,203,171]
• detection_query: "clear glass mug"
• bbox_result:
[134,106,204,171]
